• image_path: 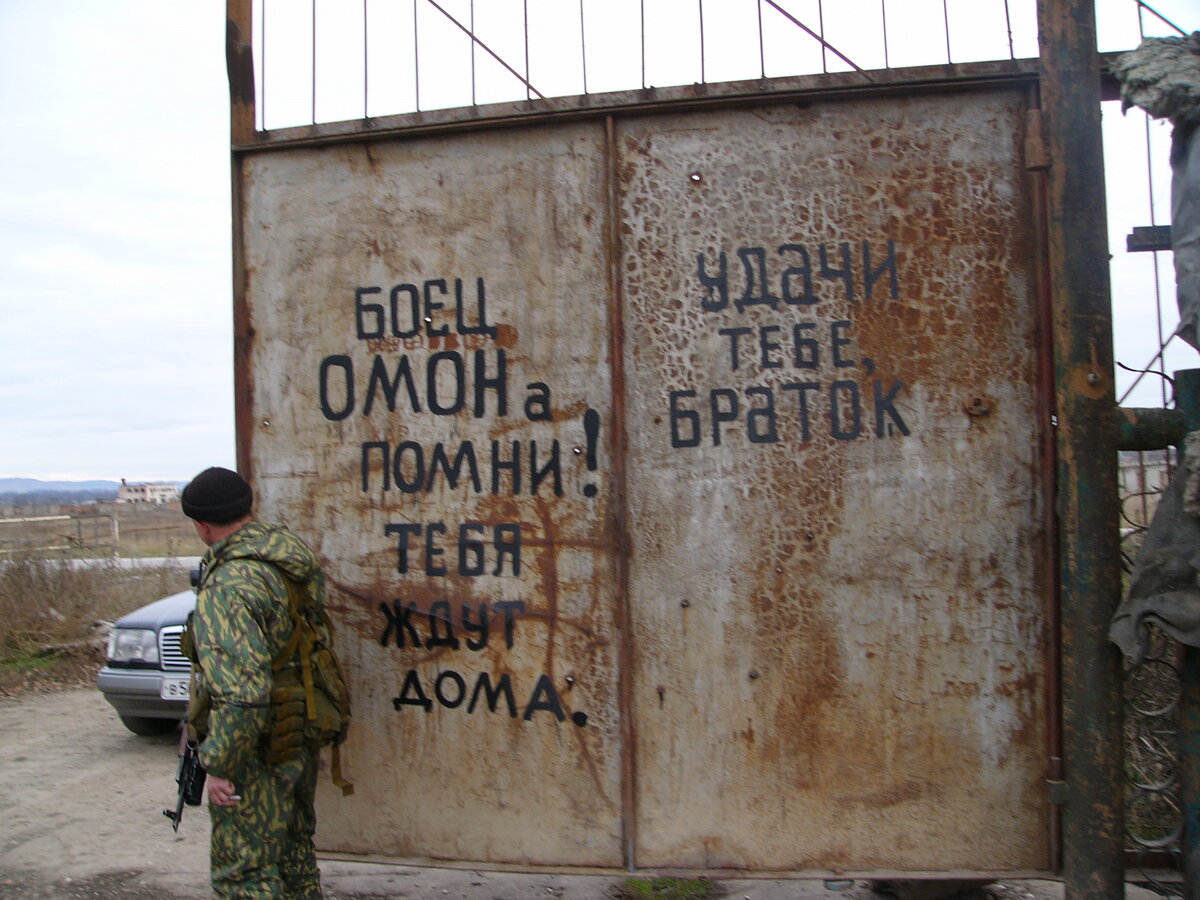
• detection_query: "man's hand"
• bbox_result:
[207,775,241,807]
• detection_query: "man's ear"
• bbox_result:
[193,520,214,545]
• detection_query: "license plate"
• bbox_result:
[160,676,190,701]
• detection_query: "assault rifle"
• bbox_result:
[163,733,206,832]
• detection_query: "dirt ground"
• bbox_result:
[0,687,1167,899]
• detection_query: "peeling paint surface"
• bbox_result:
[620,91,1047,870]
[237,87,1049,871]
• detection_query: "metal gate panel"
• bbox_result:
[239,124,625,865]
[236,84,1052,873]
[618,90,1049,870]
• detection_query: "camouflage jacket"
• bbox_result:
[189,520,326,778]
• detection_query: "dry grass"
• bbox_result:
[0,554,194,696]
[0,503,203,559]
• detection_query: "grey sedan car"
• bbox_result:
[97,587,195,735]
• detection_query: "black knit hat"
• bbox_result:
[181,467,253,523]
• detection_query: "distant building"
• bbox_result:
[1118,448,1174,531]
[116,479,181,505]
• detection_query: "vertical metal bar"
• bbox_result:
[756,0,765,79]
[311,0,317,124]
[580,0,588,95]
[817,0,827,73]
[640,0,646,89]
[1004,0,1015,60]
[880,0,889,70]
[470,0,476,107]
[523,0,530,101]
[257,0,265,131]
[413,0,420,112]
[1177,370,1200,900]
[1028,84,1064,874]
[363,0,369,118]
[1036,0,1124,897]
[603,112,636,875]
[227,0,256,476]
[698,0,705,85]
[227,0,256,148]
[1145,119,1169,408]
[942,0,952,64]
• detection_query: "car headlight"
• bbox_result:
[106,628,160,664]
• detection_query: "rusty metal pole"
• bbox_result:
[1036,1,1124,898]
[226,0,256,477]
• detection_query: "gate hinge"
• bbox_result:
[1025,108,1049,171]
[1046,778,1067,805]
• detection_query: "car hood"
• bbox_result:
[113,589,196,630]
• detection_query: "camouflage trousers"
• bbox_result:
[208,747,322,899]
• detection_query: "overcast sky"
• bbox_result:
[0,0,231,482]
[0,0,1195,482]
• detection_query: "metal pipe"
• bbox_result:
[1116,406,1188,451]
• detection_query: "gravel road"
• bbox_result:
[0,688,1157,900]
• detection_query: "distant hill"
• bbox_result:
[0,477,122,506]
[0,478,122,495]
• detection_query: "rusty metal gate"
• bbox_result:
[234,79,1052,873]
[227,0,1129,885]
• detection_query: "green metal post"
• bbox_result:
[1173,370,1200,900]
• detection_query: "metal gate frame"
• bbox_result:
[224,1,1130,896]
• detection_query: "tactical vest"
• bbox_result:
[181,565,353,796]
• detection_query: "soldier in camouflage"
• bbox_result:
[182,467,326,899]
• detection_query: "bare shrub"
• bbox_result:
[0,555,192,693]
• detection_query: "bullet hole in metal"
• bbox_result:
[964,395,994,417]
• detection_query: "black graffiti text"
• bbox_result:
[355,278,497,340]
[717,319,868,373]
[696,240,899,312]
[382,522,521,576]
[362,439,562,496]
[668,379,909,448]
[391,668,588,727]
[319,349,553,422]
[379,598,525,650]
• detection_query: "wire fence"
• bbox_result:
[250,0,1045,130]
[248,0,1194,132]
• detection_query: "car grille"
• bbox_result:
[159,625,191,672]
